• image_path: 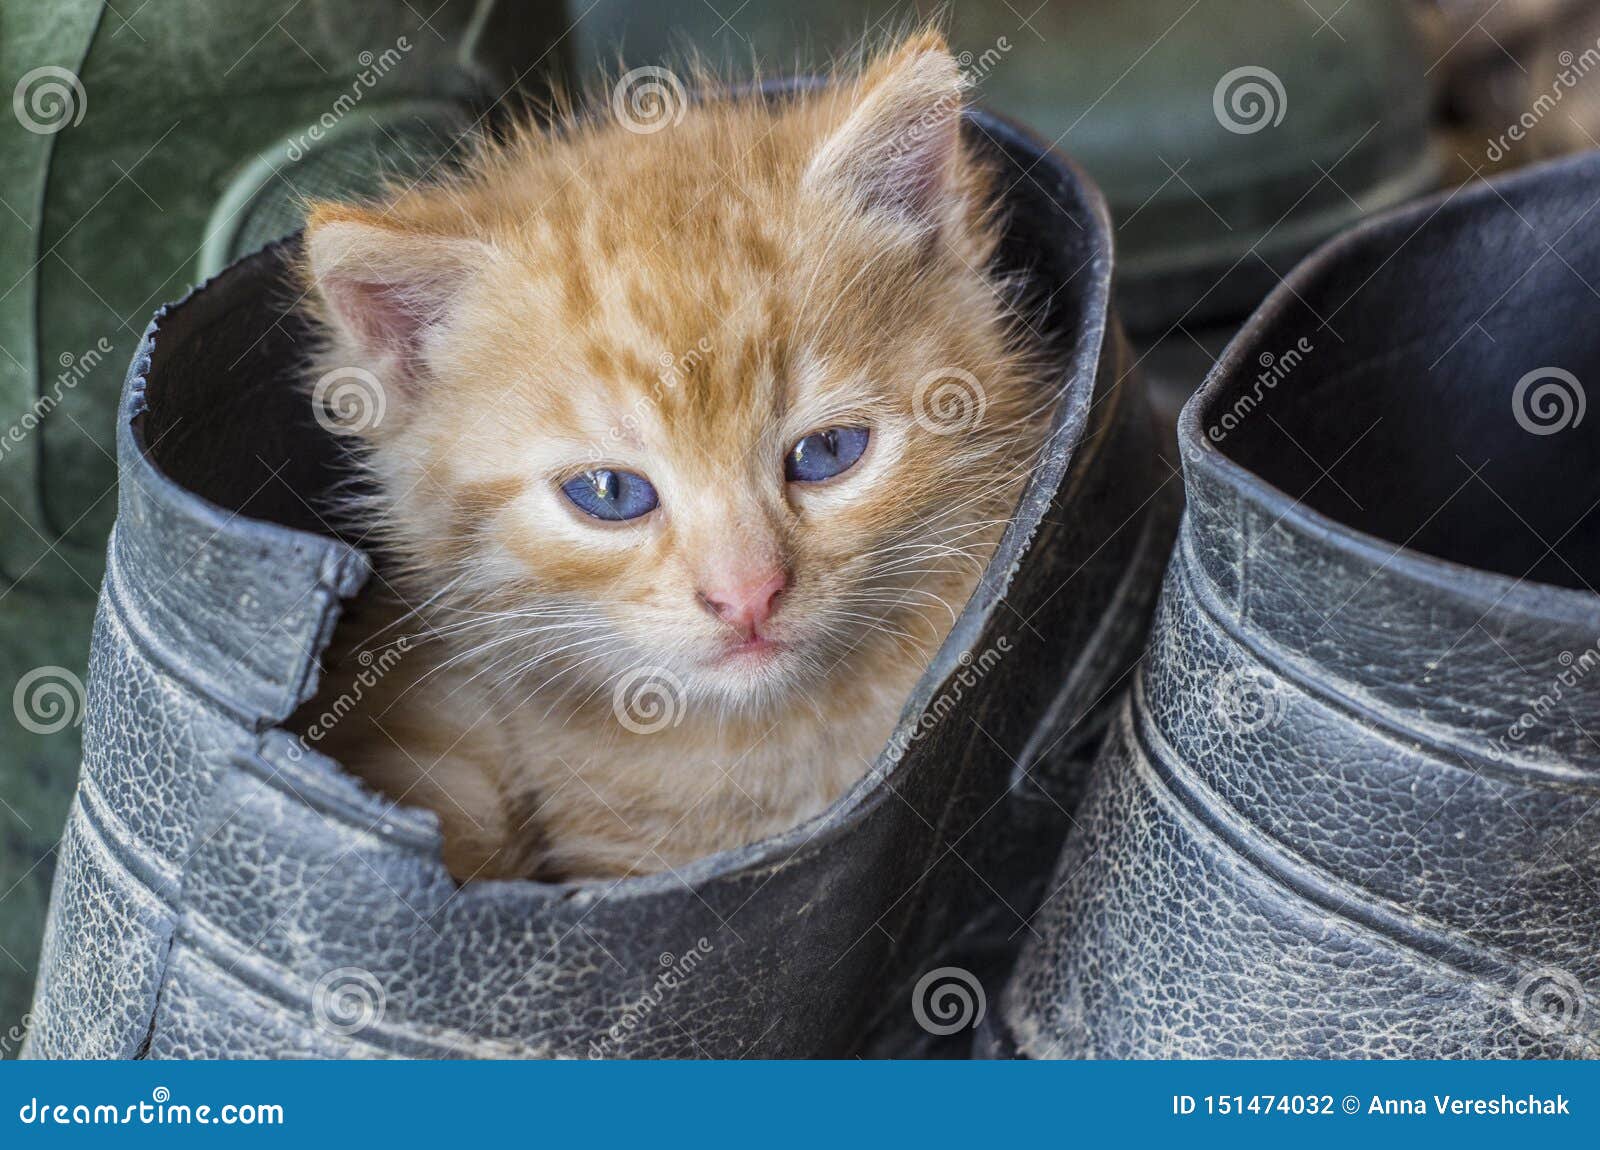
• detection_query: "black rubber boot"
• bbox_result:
[989,152,1600,1059]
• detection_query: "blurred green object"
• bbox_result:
[965,0,1438,427]
[0,0,567,1046]
[994,0,1437,337]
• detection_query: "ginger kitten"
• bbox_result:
[296,32,1053,882]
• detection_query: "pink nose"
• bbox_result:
[699,570,788,636]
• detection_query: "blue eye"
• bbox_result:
[786,426,870,483]
[561,468,659,521]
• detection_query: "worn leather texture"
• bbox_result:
[24,108,1174,1059]
[991,151,1600,1059]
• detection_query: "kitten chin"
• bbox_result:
[292,28,1055,882]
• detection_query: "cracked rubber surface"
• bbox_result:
[993,152,1600,1060]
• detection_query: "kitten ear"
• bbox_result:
[304,206,490,385]
[804,33,968,234]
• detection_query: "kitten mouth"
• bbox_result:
[718,635,787,664]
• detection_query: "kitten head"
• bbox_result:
[302,32,1049,722]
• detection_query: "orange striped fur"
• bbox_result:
[295,31,1052,881]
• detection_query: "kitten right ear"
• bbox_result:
[305,206,489,386]
[804,32,968,236]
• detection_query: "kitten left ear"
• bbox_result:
[305,206,491,389]
[804,33,969,235]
